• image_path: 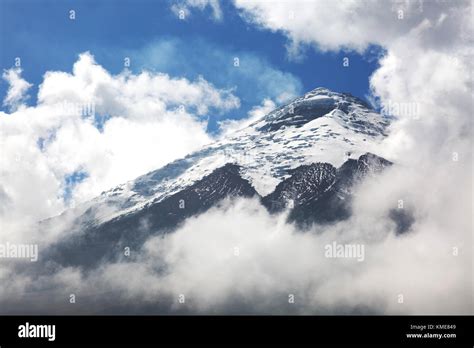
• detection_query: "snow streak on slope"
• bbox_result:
[71,87,389,225]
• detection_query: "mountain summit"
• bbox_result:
[42,88,394,267]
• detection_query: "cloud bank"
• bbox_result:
[0,195,470,314]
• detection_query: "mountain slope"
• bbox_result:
[41,87,395,267]
[59,87,389,227]
[46,163,257,267]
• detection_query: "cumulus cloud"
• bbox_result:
[234,0,468,53]
[0,52,240,231]
[2,68,32,111]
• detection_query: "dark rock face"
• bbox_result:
[262,153,393,227]
[262,162,337,213]
[258,97,337,132]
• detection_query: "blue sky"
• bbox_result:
[0,0,383,132]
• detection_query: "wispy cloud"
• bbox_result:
[171,0,224,21]
[2,68,32,111]
[130,37,303,117]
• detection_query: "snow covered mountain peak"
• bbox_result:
[61,87,390,226]
[251,86,386,135]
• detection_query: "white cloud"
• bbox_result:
[2,68,32,111]
[37,52,239,117]
[0,196,469,314]
[141,196,470,314]
[171,0,223,21]
[0,52,240,232]
[234,0,469,53]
